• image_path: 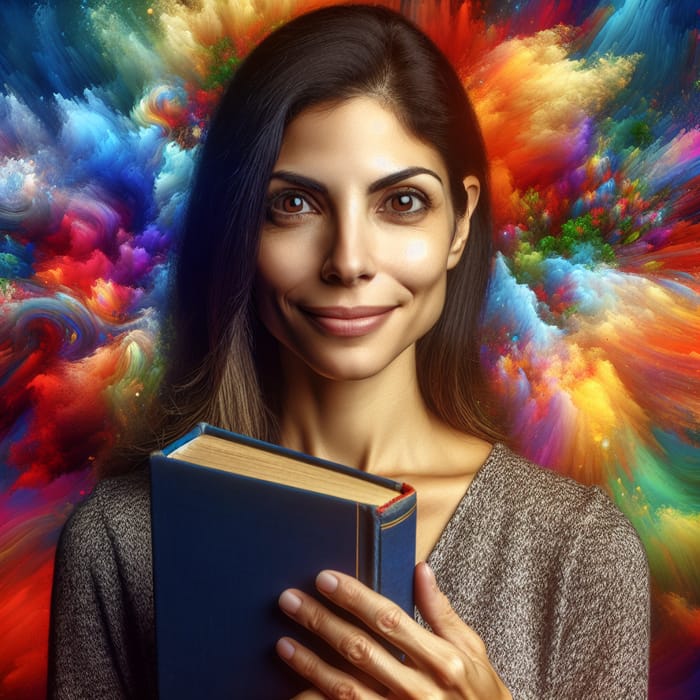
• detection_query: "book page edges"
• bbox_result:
[161,430,411,508]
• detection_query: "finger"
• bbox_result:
[278,588,421,696]
[414,562,487,657]
[311,570,475,688]
[276,636,384,700]
[415,564,513,697]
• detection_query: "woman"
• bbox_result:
[49,5,649,699]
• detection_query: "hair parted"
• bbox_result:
[110,3,501,474]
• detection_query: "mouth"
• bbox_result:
[299,305,396,337]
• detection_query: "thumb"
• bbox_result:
[414,562,487,656]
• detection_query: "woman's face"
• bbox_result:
[255,96,478,382]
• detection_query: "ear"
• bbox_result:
[447,175,480,270]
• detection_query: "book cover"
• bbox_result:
[150,423,416,698]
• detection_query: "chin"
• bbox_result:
[316,365,387,383]
[300,357,387,382]
[290,343,415,384]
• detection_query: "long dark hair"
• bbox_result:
[110,3,501,473]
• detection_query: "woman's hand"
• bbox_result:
[277,562,512,699]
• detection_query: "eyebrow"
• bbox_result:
[368,167,443,193]
[269,166,443,195]
[269,171,328,194]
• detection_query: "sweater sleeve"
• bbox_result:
[48,476,157,699]
[546,489,650,699]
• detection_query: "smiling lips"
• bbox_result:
[300,305,397,337]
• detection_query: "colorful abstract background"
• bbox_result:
[1,0,698,697]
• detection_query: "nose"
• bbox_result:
[320,208,376,285]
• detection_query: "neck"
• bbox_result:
[276,346,436,475]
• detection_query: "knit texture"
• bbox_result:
[48,444,649,698]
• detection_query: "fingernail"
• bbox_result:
[278,590,302,614]
[421,561,438,590]
[316,571,339,593]
[276,637,295,660]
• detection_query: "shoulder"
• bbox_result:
[60,468,150,535]
[56,468,152,574]
[481,444,634,531]
[436,442,648,581]
[483,443,603,507]
[53,467,154,639]
[477,444,648,575]
[436,444,647,578]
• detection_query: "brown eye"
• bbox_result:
[280,194,307,213]
[392,194,416,212]
[266,190,316,223]
[384,190,429,216]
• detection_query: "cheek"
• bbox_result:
[256,239,309,295]
[404,239,429,263]
[391,236,450,288]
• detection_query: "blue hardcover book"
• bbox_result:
[150,423,416,698]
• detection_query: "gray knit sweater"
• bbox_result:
[49,444,650,698]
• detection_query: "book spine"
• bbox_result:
[358,495,416,616]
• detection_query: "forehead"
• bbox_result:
[275,96,448,179]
